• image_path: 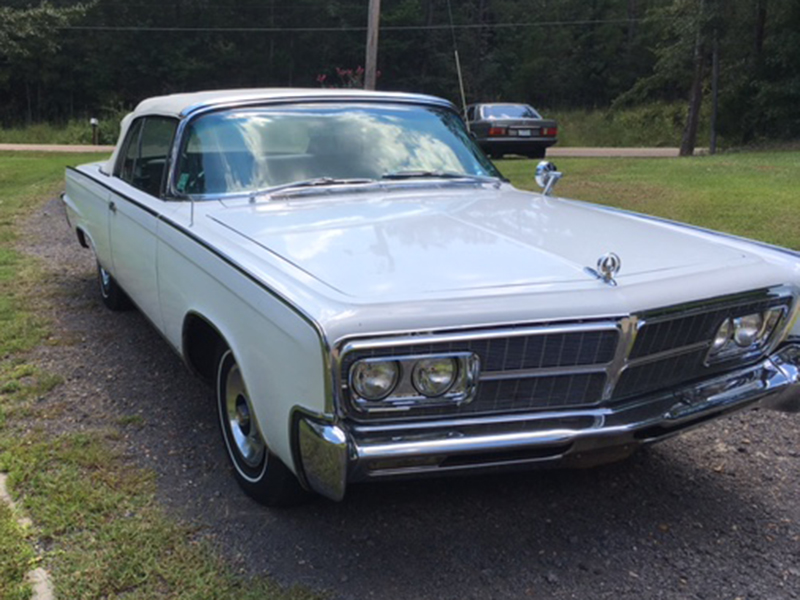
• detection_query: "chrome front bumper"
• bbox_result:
[297,344,800,501]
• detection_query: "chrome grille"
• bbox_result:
[477,373,606,411]
[613,349,708,399]
[613,294,793,401]
[340,327,618,420]
[339,288,794,421]
[629,297,789,360]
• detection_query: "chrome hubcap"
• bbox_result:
[225,362,265,468]
[99,266,111,292]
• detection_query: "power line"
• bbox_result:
[57,17,667,33]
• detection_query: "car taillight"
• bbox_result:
[542,127,558,137]
[488,127,507,136]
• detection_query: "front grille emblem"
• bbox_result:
[585,252,622,286]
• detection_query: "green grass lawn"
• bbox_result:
[498,151,800,249]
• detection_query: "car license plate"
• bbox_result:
[518,129,532,137]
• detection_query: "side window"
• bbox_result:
[137,117,178,197]
[115,116,178,197]
[116,118,144,183]
[466,106,475,121]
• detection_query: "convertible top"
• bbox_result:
[104,87,455,174]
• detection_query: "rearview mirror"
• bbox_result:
[535,161,562,196]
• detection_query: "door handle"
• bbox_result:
[109,201,117,213]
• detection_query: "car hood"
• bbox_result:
[208,185,761,302]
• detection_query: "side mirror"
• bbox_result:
[535,161,562,196]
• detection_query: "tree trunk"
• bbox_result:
[419,0,435,81]
[680,0,706,157]
[269,0,275,78]
[627,0,638,48]
[754,0,767,57]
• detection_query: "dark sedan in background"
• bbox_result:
[465,103,558,159]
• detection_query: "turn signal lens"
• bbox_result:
[351,360,400,401]
[412,358,458,397]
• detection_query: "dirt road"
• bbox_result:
[22,197,800,600]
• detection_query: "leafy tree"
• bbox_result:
[0,2,91,123]
[0,0,798,146]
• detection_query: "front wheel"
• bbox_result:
[97,262,133,311]
[216,347,307,506]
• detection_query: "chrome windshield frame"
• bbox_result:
[164,97,492,202]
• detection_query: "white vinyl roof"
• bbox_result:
[131,87,450,118]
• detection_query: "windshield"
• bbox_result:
[483,105,540,120]
[175,103,500,197]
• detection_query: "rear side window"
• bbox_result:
[115,116,178,197]
[116,119,144,183]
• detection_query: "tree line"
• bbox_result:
[1,0,798,147]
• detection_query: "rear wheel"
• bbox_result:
[216,347,307,506]
[97,263,133,311]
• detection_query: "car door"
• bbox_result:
[109,115,178,330]
[66,167,114,268]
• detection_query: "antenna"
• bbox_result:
[446,0,469,124]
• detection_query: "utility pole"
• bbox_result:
[365,0,381,90]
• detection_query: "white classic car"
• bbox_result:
[63,89,800,505]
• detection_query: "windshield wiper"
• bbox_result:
[249,177,375,201]
[381,170,502,184]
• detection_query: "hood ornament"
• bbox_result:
[585,252,621,286]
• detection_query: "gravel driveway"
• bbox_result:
[23,196,799,600]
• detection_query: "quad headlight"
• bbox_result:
[351,360,401,401]
[706,307,785,364]
[348,352,480,414]
[412,357,458,397]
